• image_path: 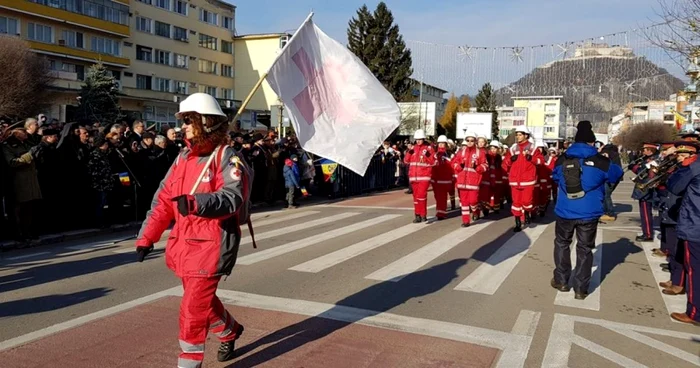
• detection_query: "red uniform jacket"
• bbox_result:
[431,148,454,185]
[404,143,436,182]
[136,145,248,278]
[502,141,544,188]
[452,146,488,190]
[540,155,557,189]
[486,152,505,187]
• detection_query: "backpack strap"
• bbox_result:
[189,145,222,195]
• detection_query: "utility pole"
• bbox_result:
[277,98,284,136]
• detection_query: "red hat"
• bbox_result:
[661,142,674,149]
[642,143,659,150]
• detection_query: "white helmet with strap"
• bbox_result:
[414,129,426,140]
[175,93,227,133]
[514,126,531,135]
[437,135,448,143]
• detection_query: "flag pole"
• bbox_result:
[229,12,314,130]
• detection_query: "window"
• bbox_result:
[545,127,556,133]
[544,114,557,124]
[136,74,152,90]
[0,16,19,35]
[173,26,187,41]
[61,62,77,73]
[174,0,187,15]
[221,40,233,54]
[91,36,120,56]
[136,17,152,33]
[155,21,170,38]
[199,9,217,25]
[222,16,233,30]
[544,103,557,113]
[174,53,188,69]
[28,0,129,26]
[198,59,217,74]
[155,0,170,10]
[154,77,170,92]
[198,34,217,50]
[222,88,233,100]
[206,86,217,97]
[137,0,151,4]
[513,119,525,126]
[221,64,233,78]
[27,23,52,43]
[136,45,152,62]
[174,80,187,94]
[61,30,83,48]
[280,35,289,49]
[155,50,170,65]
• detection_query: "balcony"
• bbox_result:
[0,0,130,37]
[49,70,78,80]
[30,41,130,67]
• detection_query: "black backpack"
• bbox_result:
[560,154,585,199]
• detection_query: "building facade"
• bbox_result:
[0,0,237,128]
[512,96,569,145]
[495,105,527,139]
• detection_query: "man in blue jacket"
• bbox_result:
[551,121,624,300]
[666,142,700,325]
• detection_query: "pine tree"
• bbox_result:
[347,2,413,101]
[439,93,459,138]
[77,62,123,124]
[474,83,498,139]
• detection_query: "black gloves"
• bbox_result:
[460,163,465,169]
[29,145,43,158]
[424,151,431,158]
[510,155,518,163]
[408,149,415,155]
[172,195,196,216]
[136,245,154,262]
[525,154,532,161]
[472,161,477,169]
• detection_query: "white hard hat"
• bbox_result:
[414,129,426,140]
[437,135,448,143]
[464,131,477,139]
[447,139,455,146]
[175,93,226,118]
[488,140,501,147]
[514,126,531,135]
[548,147,558,153]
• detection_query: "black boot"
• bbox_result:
[483,209,490,217]
[513,217,522,232]
[461,222,470,227]
[635,235,653,242]
[450,198,456,211]
[524,212,531,225]
[413,214,422,223]
[217,324,245,362]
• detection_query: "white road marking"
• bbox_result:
[252,210,320,227]
[365,221,495,282]
[0,287,181,351]
[455,224,549,294]
[240,212,360,246]
[289,223,424,273]
[3,252,50,261]
[641,230,686,322]
[237,214,401,265]
[553,230,604,311]
[321,204,415,211]
[542,313,575,367]
[510,310,541,337]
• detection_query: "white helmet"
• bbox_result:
[414,129,426,140]
[175,93,226,118]
[464,131,477,139]
[488,140,501,147]
[437,135,448,143]
[514,126,531,135]
[447,139,455,146]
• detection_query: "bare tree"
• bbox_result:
[612,121,677,150]
[645,0,700,65]
[0,36,54,119]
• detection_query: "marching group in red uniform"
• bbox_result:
[404,127,558,231]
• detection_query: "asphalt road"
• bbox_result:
[1,181,699,367]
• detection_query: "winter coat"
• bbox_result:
[404,143,435,182]
[667,156,700,241]
[2,138,42,203]
[87,148,114,192]
[136,144,249,278]
[451,146,488,190]
[502,141,544,188]
[283,159,300,188]
[629,154,658,200]
[539,155,557,189]
[552,143,624,221]
[431,148,454,186]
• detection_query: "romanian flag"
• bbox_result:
[119,172,131,186]
[319,158,338,182]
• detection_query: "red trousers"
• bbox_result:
[536,181,551,211]
[179,277,242,368]
[458,189,479,224]
[478,184,491,209]
[510,186,535,219]
[411,181,431,217]
[433,183,452,219]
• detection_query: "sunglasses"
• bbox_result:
[466,139,475,142]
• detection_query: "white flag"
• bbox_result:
[266,15,401,176]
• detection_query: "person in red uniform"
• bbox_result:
[432,135,454,220]
[447,139,457,210]
[485,140,505,215]
[135,93,250,367]
[502,126,544,232]
[404,129,435,223]
[452,132,488,227]
[477,136,492,217]
[534,140,553,217]
[544,146,558,208]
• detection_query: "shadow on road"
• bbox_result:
[227,258,467,367]
[599,237,642,289]
[0,287,113,317]
[0,250,163,293]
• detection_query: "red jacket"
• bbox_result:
[540,154,557,189]
[431,148,454,185]
[404,143,436,182]
[486,152,505,187]
[502,141,543,188]
[136,145,248,278]
[452,146,488,190]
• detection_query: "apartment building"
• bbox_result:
[0,0,131,121]
[124,0,236,128]
[512,96,569,145]
[495,105,527,139]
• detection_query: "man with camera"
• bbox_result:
[550,121,623,300]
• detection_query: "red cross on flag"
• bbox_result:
[266,13,401,176]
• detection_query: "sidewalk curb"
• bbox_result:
[0,222,141,252]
